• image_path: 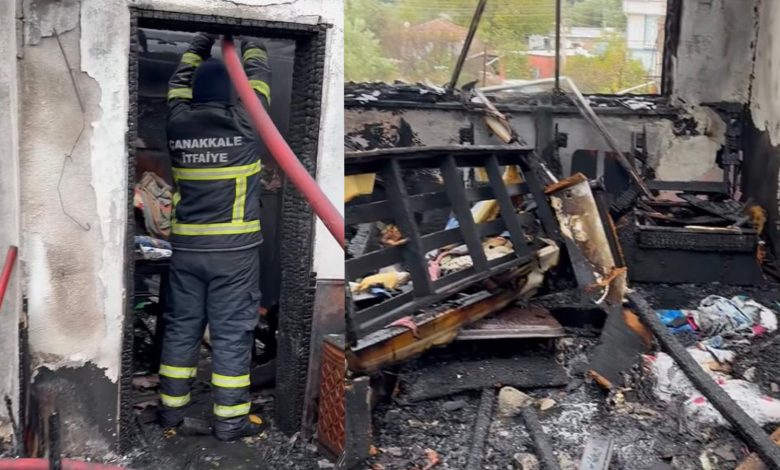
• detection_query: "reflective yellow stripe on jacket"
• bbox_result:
[242,48,268,62]
[171,161,262,236]
[248,80,271,104]
[167,87,193,101]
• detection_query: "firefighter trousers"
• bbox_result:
[158,248,261,433]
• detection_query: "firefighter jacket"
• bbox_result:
[166,34,272,252]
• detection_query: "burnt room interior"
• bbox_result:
[340,0,780,469]
[133,24,291,407]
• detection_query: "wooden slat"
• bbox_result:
[440,154,490,273]
[519,156,560,239]
[345,245,404,280]
[382,159,434,296]
[346,185,531,226]
[346,200,391,225]
[477,218,507,236]
[421,228,463,252]
[353,291,416,334]
[484,154,532,257]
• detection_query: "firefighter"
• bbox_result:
[158,32,272,441]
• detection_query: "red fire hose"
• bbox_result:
[0,246,18,310]
[0,459,128,470]
[221,37,345,248]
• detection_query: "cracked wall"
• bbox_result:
[0,0,22,441]
[8,0,342,453]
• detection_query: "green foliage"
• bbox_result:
[563,36,648,93]
[345,0,646,88]
[344,0,398,82]
[566,0,627,28]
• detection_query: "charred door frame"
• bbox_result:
[124,8,326,448]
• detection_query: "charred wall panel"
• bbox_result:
[743,118,780,255]
[275,26,327,434]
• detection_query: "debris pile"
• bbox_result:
[341,74,780,469]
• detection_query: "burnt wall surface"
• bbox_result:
[671,0,758,104]
[739,121,779,254]
[745,0,780,254]
[344,103,728,186]
[28,365,117,458]
[275,26,327,435]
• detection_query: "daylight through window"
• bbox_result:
[345,0,669,94]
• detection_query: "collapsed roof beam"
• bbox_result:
[448,0,488,90]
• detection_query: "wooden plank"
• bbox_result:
[484,154,531,257]
[347,289,517,373]
[344,245,404,281]
[466,389,495,470]
[440,154,489,273]
[382,159,434,296]
[421,228,463,252]
[345,185,529,225]
[519,155,561,239]
[521,407,562,470]
[477,218,507,237]
[341,376,372,469]
[346,200,391,225]
[403,356,568,402]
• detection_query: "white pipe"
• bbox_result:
[478,77,564,93]
[615,81,656,95]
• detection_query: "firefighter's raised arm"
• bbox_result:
[167,32,217,110]
[239,39,272,110]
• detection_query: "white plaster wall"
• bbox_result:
[673,0,758,104]
[311,0,344,281]
[21,1,121,381]
[0,0,21,437]
[751,0,780,146]
[18,0,343,401]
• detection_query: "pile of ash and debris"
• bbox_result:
[343,141,780,469]
[365,284,780,470]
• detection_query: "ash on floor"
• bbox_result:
[126,325,320,470]
[368,346,748,469]
[367,283,778,470]
[126,376,322,470]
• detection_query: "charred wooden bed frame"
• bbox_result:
[344,146,560,342]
